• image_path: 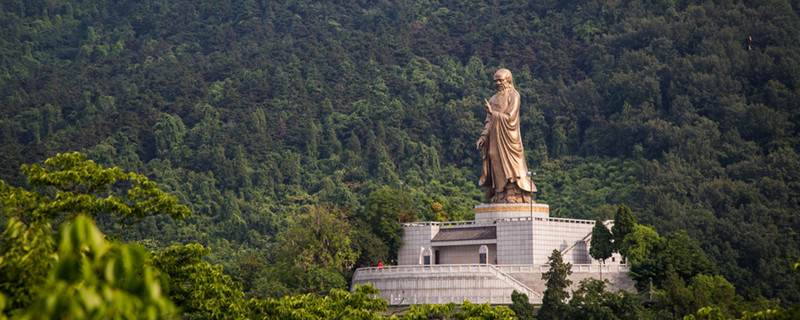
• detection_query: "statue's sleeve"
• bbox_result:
[496,92,520,132]
[480,113,491,138]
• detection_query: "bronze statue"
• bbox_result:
[476,69,536,203]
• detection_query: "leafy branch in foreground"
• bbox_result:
[19,152,191,234]
[11,216,176,319]
[0,153,190,316]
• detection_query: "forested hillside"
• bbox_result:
[1,0,799,308]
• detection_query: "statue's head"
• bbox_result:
[493,69,513,91]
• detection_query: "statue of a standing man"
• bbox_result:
[476,69,537,203]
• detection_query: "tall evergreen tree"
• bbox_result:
[540,250,573,320]
[590,220,614,263]
[590,219,615,280]
[611,204,636,256]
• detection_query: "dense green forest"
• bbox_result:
[1,0,799,317]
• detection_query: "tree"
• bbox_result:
[684,258,800,319]
[12,216,176,319]
[0,194,54,311]
[590,219,614,279]
[0,152,191,314]
[399,301,515,319]
[360,187,412,260]
[628,230,716,293]
[154,113,187,160]
[450,300,515,319]
[619,224,660,265]
[509,290,536,320]
[540,249,573,320]
[151,244,250,320]
[350,219,391,269]
[660,231,716,282]
[611,204,636,256]
[16,152,190,231]
[401,303,457,320]
[250,284,387,320]
[0,153,259,319]
[656,267,694,319]
[688,274,737,318]
[566,279,647,320]
[274,205,357,295]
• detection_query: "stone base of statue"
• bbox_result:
[474,202,550,222]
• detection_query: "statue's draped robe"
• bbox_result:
[479,87,536,199]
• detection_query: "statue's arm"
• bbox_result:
[477,113,491,149]
[477,100,492,149]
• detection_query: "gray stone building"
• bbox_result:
[350,203,634,305]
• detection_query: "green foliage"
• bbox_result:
[540,250,573,320]
[151,244,249,319]
[274,205,357,295]
[692,261,800,318]
[0,197,55,310]
[0,154,262,319]
[0,152,191,314]
[654,269,755,319]
[672,270,788,319]
[685,307,729,320]
[360,187,411,261]
[611,204,636,255]
[619,224,660,265]
[400,303,457,320]
[590,220,614,264]
[629,230,715,292]
[508,290,536,320]
[566,279,649,320]
[13,216,176,319]
[656,267,698,319]
[734,305,800,320]
[660,232,716,282]
[19,152,191,232]
[252,284,387,320]
[350,219,391,270]
[533,157,637,219]
[398,301,514,319]
[449,301,515,319]
[688,274,738,317]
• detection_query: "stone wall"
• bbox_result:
[496,219,534,264]
[529,217,596,265]
[398,223,438,265]
[499,264,635,295]
[435,244,497,264]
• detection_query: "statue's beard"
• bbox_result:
[496,83,511,92]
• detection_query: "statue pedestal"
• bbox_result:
[474,203,550,222]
